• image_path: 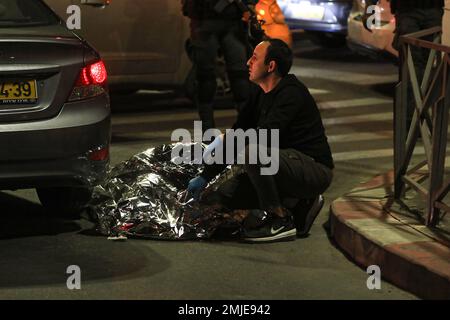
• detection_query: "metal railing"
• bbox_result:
[394,26,450,227]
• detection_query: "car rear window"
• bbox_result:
[0,0,59,27]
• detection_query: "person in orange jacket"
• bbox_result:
[255,0,292,48]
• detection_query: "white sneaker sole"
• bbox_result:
[242,228,297,243]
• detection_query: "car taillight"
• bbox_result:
[88,61,107,85]
[88,146,109,161]
[69,60,108,101]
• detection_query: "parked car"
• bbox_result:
[45,0,292,95]
[44,0,192,93]
[347,0,397,59]
[277,0,353,47]
[0,0,111,217]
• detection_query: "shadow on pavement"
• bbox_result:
[296,45,376,64]
[0,192,171,288]
[370,81,397,98]
[110,91,193,113]
[0,192,79,239]
[110,91,234,114]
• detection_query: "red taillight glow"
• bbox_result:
[89,61,107,85]
[89,146,109,161]
[76,60,107,86]
[70,60,108,101]
[78,67,90,86]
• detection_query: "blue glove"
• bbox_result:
[186,176,208,201]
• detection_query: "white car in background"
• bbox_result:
[347,0,398,59]
[277,0,353,47]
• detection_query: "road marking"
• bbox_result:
[113,129,394,142]
[323,112,392,125]
[112,111,393,132]
[291,66,398,85]
[318,98,392,110]
[326,131,393,143]
[332,148,429,162]
[113,128,449,165]
[332,148,450,163]
[112,109,236,125]
[133,88,331,96]
[309,88,330,95]
[332,148,395,161]
[136,89,173,95]
[112,101,393,126]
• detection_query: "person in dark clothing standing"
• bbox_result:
[182,0,257,132]
[364,0,444,127]
[187,39,334,243]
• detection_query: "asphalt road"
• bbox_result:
[0,37,418,300]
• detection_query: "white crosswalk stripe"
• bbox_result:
[291,66,398,85]
[111,89,417,164]
[112,103,392,126]
[318,98,392,110]
[323,112,392,125]
[309,88,330,95]
[333,148,450,162]
[112,109,236,125]
[112,110,393,128]
[326,131,393,143]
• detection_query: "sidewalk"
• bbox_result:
[329,170,450,299]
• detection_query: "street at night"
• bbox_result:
[0,37,418,299]
[1,0,449,304]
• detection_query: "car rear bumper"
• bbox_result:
[287,19,347,34]
[284,1,352,34]
[347,38,398,62]
[0,94,111,189]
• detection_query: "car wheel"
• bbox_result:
[37,187,93,219]
[310,32,346,48]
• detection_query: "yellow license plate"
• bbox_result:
[0,80,38,105]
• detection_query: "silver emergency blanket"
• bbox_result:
[88,143,251,240]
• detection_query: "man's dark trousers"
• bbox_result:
[214,148,333,213]
[190,19,250,131]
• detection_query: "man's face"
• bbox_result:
[247,42,271,83]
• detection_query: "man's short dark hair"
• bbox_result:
[264,38,293,77]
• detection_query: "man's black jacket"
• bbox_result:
[201,74,334,181]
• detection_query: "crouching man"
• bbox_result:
[187,39,334,243]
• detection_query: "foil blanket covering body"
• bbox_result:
[88,143,247,240]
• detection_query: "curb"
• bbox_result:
[329,170,450,299]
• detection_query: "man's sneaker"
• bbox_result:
[242,213,297,243]
[242,209,268,229]
[295,195,324,237]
